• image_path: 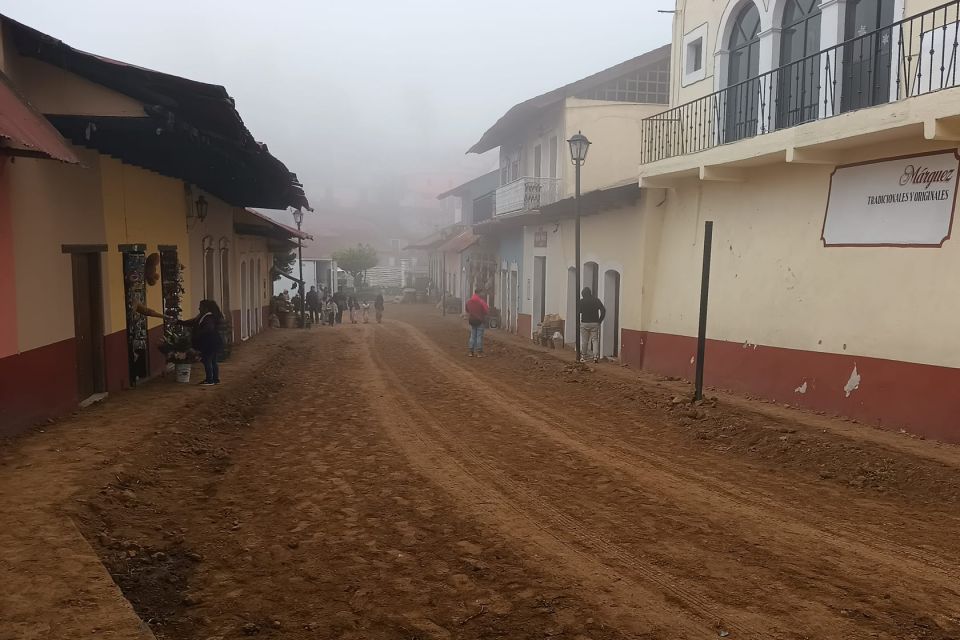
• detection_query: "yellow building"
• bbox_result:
[0,15,307,435]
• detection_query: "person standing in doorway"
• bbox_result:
[306,286,320,326]
[179,299,225,386]
[374,291,385,324]
[577,287,606,364]
[465,288,489,358]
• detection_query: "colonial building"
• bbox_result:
[0,15,307,435]
[468,45,670,342]
[635,0,960,441]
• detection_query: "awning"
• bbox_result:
[0,68,78,163]
[473,181,641,233]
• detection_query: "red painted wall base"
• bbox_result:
[620,328,960,443]
[0,339,78,437]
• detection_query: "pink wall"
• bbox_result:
[0,163,16,358]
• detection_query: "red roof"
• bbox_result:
[0,68,77,163]
[437,230,479,254]
[244,209,313,240]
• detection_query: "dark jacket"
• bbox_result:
[305,290,320,309]
[374,295,385,311]
[578,296,606,324]
[183,312,223,354]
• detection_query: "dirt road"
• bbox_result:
[4,305,960,639]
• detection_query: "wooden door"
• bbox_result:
[71,252,105,400]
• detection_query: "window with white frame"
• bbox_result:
[682,23,708,86]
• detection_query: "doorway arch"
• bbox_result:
[583,262,599,298]
[602,270,620,358]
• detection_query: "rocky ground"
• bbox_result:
[2,304,960,639]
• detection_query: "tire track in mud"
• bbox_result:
[359,325,750,639]
[384,320,960,614]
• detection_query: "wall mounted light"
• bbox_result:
[195,195,209,223]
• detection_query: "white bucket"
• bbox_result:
[175,363,192,383]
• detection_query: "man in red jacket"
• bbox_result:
[464,288,489,357]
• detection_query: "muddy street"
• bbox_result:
[3,306,960,640]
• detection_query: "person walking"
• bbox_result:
[374,292,385,324]
[348,296,359,324]
[360,299,371,323]
[465,288,489,358]
[179,299,225,386]
[333,291,346,324]
[305,286,320,326]
[323,296,338,326]
[577,287,606,363]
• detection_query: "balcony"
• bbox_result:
[642,1,960,165]
[494,177,561,216]
[473,190,495,224]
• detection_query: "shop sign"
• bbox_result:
[533,228,548,248]
[822,150,960,247]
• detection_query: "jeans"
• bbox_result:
[469,324,485,353]
[201,351,219,383]
[580,322,600,360]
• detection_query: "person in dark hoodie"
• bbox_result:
[179,299,225,385]
[464,288,489,358]
[577,287,605,363]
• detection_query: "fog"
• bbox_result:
[1,0,674,238]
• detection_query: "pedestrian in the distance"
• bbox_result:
[324,297,338,326]
[179,299,225,386]
[306,286,320,326]
[361,299,371,323]
[348,296,359,324]
[333,291,346,324]
[465,288,489,358]
[577,287,606,363]
[374,292,385,324]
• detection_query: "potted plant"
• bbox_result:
[158,325,199,383]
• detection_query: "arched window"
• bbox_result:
[725,3,762,142]
[202,236,215,302]
[778,0,822,127]
[218,238,231,327]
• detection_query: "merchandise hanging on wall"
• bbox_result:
[122,250,149,385]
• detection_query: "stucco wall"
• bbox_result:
[100,157,191,335]
[642,138,960,370]
[564,99,665,192]
[9,148,108,351]
[10,56,145,117]
[187,193,235,316]
[498,107,567,195]
[0,162,15,358]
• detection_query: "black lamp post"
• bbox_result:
[292,208,306,328]
[567,131,590,362]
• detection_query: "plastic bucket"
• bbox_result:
[175,363,192,383]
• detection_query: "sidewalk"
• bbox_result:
[0,331,298,640]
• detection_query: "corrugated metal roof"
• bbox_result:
[0,68,77,163]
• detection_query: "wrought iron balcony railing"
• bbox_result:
[642,0,960,164]
[494,177,561,216]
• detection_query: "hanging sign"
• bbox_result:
[533,228,548,248]
[822,150,960,247]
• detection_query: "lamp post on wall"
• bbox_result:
[292,207,306,329]
[567,131,591,362]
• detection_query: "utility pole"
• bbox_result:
[694,221,714,400]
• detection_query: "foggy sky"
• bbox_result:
[0,1,674,206]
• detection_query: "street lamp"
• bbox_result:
[292,207,306,329]
[568,131,590,362]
